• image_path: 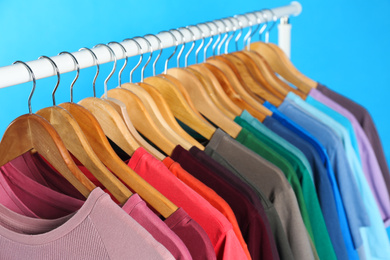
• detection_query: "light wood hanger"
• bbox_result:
[186,67,236,119]
[237,51,307,99]
[36,56,132,204]
[59,49,178,217]
[144,75,216,139]
[189,64,242,116]
[250,41,314,94]
[122,82,193,150]
[203,62,269,121]
[0,61,96,198]
[105,98,165,160]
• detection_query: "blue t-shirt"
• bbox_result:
[263,116,349,260]
[264,102,361,260]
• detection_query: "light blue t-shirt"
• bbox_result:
[279,97,390,259]
[240,110,314,181]
[264,102,361,260]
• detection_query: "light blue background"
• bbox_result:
[0,0,389,161]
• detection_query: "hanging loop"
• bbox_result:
[123,38,143,83]
[261,9,277,42]
[160,30,178,73]
[13,61,36,114]
[202,23,214,61]
[208,21,221,57]
[79,47,99,97]
[181,27,196,67]
[133,36,153,82]
[170,29,186,68]
[93,44,117,99]
[58,51,80,103]
[38,56,60,106]
[190,24,205,64]
[144,34,163,76]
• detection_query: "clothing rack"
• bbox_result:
[0,1,301,89]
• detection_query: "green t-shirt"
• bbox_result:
[235,117,336,260]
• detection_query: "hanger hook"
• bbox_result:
[13,61,36,114]
[190,24,205,64]
[202,23,213,62]
[38,56,60,106]
[251,11,268,42]
[133,36,153,82]
[108,41,128,88]
[223,18,236,54]
[160,30,178,73]
[181,26,196,67]
[216,19,229,56]
[93,43,117,99]
[123,38,143,83]
[58,51,80,103]
[233,15,244,51]
[238,14,253,50]
[169,29,186,68]
[208,21,221,57]
[261,9,277,43]
[79,47,99,97]
[246,12,262,46]
[144,34,163,76]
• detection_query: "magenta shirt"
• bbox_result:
[309,88,390,226]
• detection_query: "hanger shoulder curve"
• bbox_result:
[105,98,165,161]
[166,68,242,138]
[136,82,205,150]
[106,87,176,156]
[144,76,216,140]
[36,106,133,203]
[0,113,95,197]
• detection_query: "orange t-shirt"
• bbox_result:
[163,157,252,260]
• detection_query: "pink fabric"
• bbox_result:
[0,156,191,260]
[0,187,174,259]
[127,147,246,260]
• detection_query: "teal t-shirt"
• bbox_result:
[235,117,336,260]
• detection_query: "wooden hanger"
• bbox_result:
[186,67,236,119]
[60,49,178,217]
[135,82,205,150]
[106,87,177,155]
[236,51,307,99]
[61,102,178,217]
[203,62,269,122]
[189,64,242,116]
[211,55,283,106]
[0,61,96,198]
[250,41,314,94]
[166,68,242,138]
[144,76,216,139]
[205,59,275,112]
[105,98,165,160]
[122,82,193,150]
[35,56,132,204]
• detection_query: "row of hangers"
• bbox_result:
[0,9,317,219]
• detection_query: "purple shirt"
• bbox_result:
[309,88,390,226]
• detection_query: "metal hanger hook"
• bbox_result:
[216,19,229,56]
[108,41,128,88]
[144,34,163,76]
[169,29,186,68]
[133,36,153,82]
[201,23,214,62]
[13,61,36,114]
[181,27,196,67]
[261,9,277,43]
[160,30,178,73]
[223,18,236,54]
[93,43,117,99]
[246,12,262,46]
[233,15,244,51]
[38,56,60,106]
[208,21,221,57]
[123,38,143,83]
[58,51,80,103]
[189,24,205,64]
[79,47,99,97]
[252,11,268,42]
[239,14,253,50]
